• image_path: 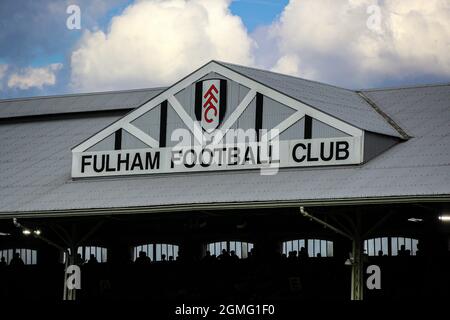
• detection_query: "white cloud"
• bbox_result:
[69,0,450,91]
[271,54,317,79]
[70,0,255,91]
[7,63,63,90]
[271,54,300,76]
[260,0,450,87]
[0,64,8,89]
[0,64,8,79]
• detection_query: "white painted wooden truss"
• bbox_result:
[72,61,363,153]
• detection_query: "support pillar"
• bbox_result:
[300,207,369,301]
[63,246,77,301]
[351,235,364,300]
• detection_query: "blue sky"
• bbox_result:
[230,0,288,32]
[0,0,448,99]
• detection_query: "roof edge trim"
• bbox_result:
[2,195,449,219]
[360,82,450,93]
[0,86,167,103]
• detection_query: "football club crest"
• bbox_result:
[195,79,227,133]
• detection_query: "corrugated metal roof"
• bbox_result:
[0,87,165,119]
[0,83,448,215]
[217,61,402,138]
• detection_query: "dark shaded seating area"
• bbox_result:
[1,252,450,300]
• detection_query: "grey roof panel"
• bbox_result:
[0,88,165,119]
[0,79,449,215]
[218,61,402,138]
[362,84,450,138]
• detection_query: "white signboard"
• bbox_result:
[72,137,363,178]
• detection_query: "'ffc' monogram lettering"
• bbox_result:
[203,84,218,123]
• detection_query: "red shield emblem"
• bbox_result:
[195,79,227,133]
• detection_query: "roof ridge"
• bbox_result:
[0,86,167,103]
[360,82,450,93]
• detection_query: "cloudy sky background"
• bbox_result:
[0,0,449,99]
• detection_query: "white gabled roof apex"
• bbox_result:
[74,59,415,153]
[73,60,369,153]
